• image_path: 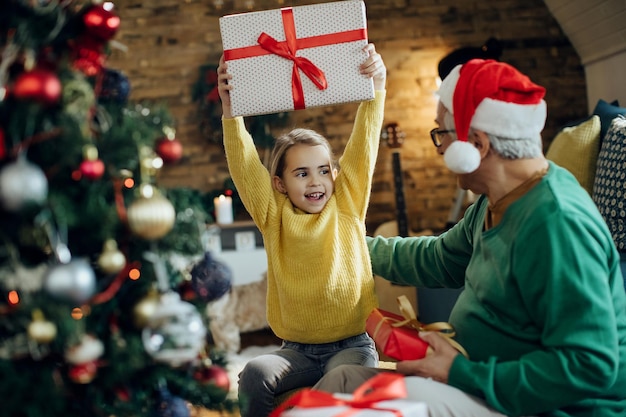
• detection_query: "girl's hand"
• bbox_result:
[360,43,386,91]
[217,54,234,119]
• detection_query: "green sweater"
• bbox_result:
[222,91,385,344]
[367,162,626,417]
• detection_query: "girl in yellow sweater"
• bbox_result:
[217,43,386,417]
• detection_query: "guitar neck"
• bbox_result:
[392,151,409,237]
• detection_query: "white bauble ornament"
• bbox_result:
[141,291,206,366]
[43,258,97,304]
[27,309,57,344]
[0,156,48,211]
[65,334,104,364]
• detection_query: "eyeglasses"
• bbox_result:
[430,128,456,148]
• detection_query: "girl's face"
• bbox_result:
[272,144,337,214]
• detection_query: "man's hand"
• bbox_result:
[395,331,460,384]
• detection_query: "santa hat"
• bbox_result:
[436,59,547,174]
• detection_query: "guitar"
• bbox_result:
[374,122,420,305]
[375,123,432,239]
[382,123,409,236]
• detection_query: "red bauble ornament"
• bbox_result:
[80,159,105,180]
[156,138,183,163]
[68,360,98,384]
[79,145,105,180]
[194,364,230,399]
[83,4,120,41]
[72,36,106,77]
[13,69,62,105]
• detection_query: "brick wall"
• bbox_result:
[107,0,586,233]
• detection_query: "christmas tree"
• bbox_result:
[0,1,235,416]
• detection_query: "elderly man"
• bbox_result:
[312,59,626,417]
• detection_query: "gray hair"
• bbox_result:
[485,133,543,159]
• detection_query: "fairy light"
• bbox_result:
[7,290,19,305]
[123,177,134,188]
[71,307,84,320]
[129,268,141,280]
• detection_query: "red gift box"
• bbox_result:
[270,372,428,417]
[366,296,467,361]
[366,308,431,361]
[219,0,374,117]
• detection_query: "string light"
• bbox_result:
[129,268,141,280]
[123,177,134,188]
[71,307,84,320]
[7,290,19,305]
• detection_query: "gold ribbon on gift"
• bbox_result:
[372,295,468,358]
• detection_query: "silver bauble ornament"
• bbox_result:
[141,291,206,366]
[43,258,97,304]
[0,156,48,211]
[127,185,176,240]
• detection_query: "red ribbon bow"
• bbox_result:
[257,8,327,110]
[269,373,407,417]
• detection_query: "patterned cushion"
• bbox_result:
[592,116,626,252]
[546,115,601,194]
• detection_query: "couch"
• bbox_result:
[545,98,626,286]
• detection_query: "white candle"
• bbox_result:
[214,194,233,224]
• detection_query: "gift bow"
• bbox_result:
[257,8,328,111]
[268,373,408,417]
[375,295,469,358]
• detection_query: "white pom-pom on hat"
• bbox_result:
[443,140,481,174]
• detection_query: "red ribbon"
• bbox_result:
[269,373,407,417]
[223,7,367,111]
[88,261,139,305]
[0,127,5,160]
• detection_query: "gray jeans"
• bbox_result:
[237,333,378,417]
[313,364,538,417]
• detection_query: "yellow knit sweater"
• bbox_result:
[222,91,385,343]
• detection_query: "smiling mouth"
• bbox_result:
[306,192,324,201]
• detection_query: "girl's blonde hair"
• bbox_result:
[269,128,336,189]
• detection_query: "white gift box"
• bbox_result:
[219,0,374,117]
[280,398,428,417]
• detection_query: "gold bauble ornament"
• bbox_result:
[133,288,161,328]
[97,239,126,274]
[27,309,57,344]
[126,184,175,240]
